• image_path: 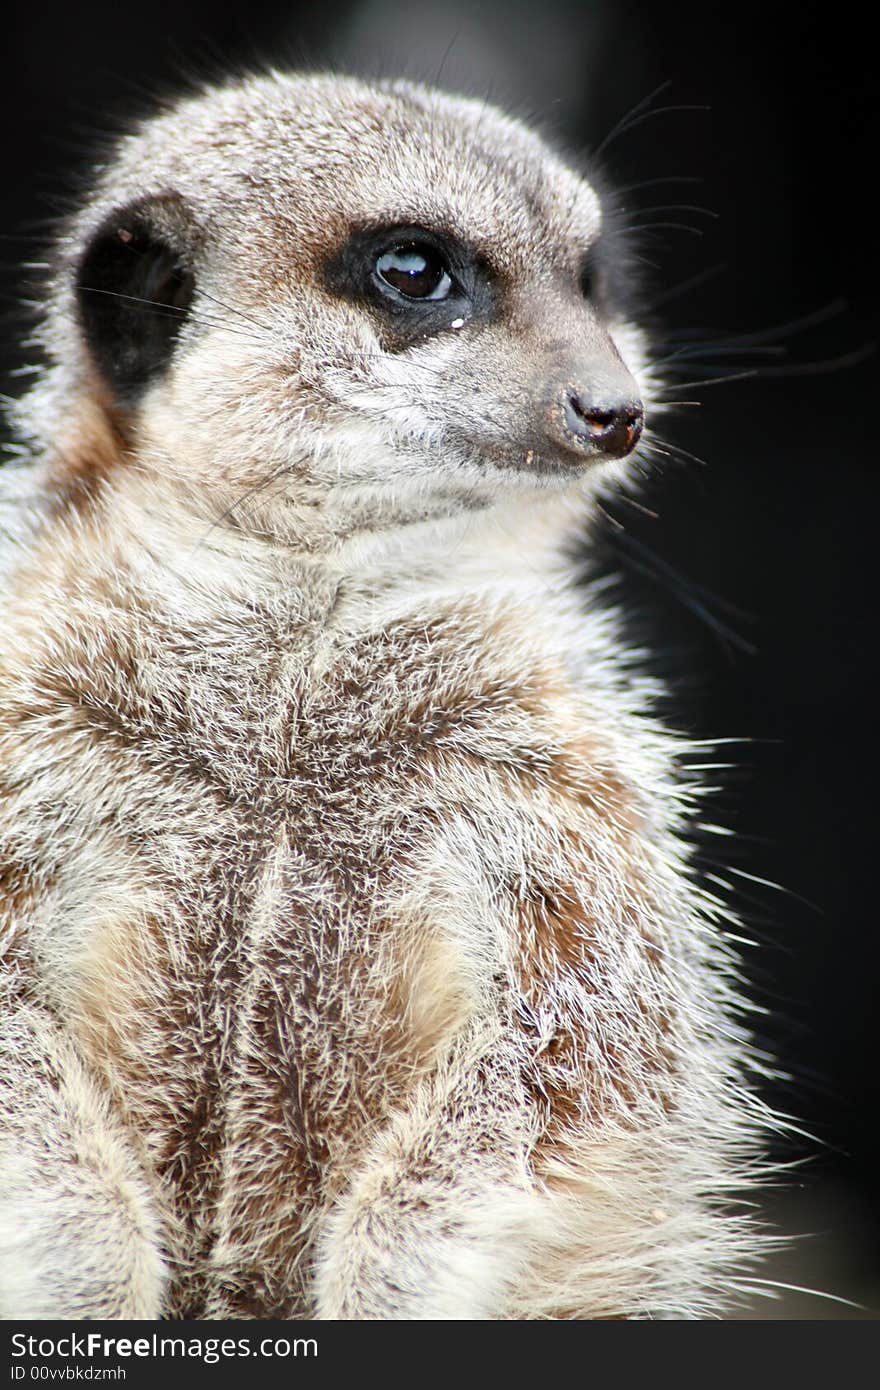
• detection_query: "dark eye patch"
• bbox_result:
[322,222,496,349]
[577,237,618,317]
[578,248,597,302]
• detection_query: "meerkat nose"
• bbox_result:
[562,390,644,459]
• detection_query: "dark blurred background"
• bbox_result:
[3,0,877,1317]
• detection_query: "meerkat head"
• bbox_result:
[28,73,651,550]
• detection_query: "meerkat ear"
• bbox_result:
[75,192,197,407]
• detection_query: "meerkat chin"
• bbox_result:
[0,71,770,1320]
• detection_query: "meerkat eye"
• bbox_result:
[578,251,596,301]
[374,243,453,301]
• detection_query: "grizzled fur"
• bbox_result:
[0,72,768,1319]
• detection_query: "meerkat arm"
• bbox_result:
[0,993,166,1319]
[313,1044,534,1320]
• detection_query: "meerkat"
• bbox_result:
[0,70,771,1320]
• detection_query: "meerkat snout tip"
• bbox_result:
[559,390,645,459]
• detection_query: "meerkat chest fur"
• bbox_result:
[0,72,766,1321]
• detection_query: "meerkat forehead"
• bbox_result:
[69,73,601,292]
